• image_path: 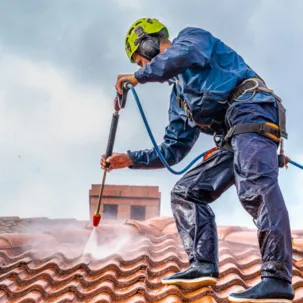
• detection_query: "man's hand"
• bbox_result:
[115,74,138,95]
[100,152,134,171]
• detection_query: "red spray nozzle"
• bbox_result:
[93,212,101,227]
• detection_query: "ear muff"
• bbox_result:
[134,25,163,61]
[137,35,160,61]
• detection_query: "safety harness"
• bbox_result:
[225,78,288,142]
[175,77,288,165]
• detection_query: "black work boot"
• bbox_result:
[161,260,219,289]
[228,277,295,302]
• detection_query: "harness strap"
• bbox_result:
[229,78,288,140]
[175,76,288,148]
[225,122,281,143]
[228,78,272,102]
[276,99,288,139]
[176,88,193,130]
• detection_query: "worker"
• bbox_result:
[100,18,294,302]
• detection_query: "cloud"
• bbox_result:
[0,53,113,218]
[112,0,143,10]
[0,53,113,152]
[0,52,159,220]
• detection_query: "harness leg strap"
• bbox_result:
[225,122,281,143]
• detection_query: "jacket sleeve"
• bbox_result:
[134,27,216,84]
[127,86,200,169]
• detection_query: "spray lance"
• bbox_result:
[93,82,303,227]
[92,83,129,227]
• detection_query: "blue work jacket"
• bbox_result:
[127,27,265,169]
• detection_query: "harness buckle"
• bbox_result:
[213,133,223,146]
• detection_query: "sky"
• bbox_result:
[0,0,303,229]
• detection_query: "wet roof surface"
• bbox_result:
[0,216,303,302]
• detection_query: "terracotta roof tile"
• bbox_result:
[0,236,12,250]
[145,217,175,232]
[124,220,163,236]
[0,216,303,302]
[224,230,259,246]
[293,238,303,252]
[217,226,248,240]
[161,222,177,235]
[294,287,303,302]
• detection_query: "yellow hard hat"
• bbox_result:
[125,18,169,63]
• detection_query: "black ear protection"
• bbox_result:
[134,26,163,61]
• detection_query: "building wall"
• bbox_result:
[89,185,161,223]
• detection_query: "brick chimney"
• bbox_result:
[89,185,161,223]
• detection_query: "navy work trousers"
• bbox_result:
[171,100,292,283]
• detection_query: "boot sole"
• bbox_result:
[228,296,293,303]
[161,277,217,289]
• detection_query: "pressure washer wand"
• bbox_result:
[92,83,129,227]
[93,107,119,227]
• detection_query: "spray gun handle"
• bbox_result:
[105,113,119,167]
[117,81,130,109]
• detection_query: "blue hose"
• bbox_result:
[289,160,303,170]
[127,84,303,173]
[128,84,205,174]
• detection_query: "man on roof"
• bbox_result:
[101,18,294,302]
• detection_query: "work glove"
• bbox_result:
[115,74,138,95]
